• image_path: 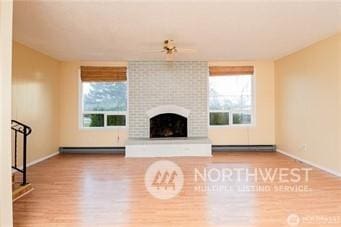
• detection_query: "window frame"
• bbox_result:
[208,73,256,128]
[79,75,128,130]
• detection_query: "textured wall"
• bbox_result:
[128,61,209,138]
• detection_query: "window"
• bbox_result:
[209,74,253,126]
[210,112,229,125]
[81,81,127,128]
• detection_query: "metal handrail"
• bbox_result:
[11,120,32,185]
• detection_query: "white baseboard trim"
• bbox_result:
[277,149,341,177]
[12,151,59,173]
[27,151,59,167]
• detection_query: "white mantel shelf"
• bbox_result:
[125,137,212,158]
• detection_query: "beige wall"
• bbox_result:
[12,42,61,163]
[0,0,13,226]
[59,60,275,146]
[275,33,341,173]
[59,61,128,147]
[208,61,275,145]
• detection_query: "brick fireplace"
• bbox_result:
[126,61,211,157]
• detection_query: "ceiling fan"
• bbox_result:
[148,39,196,60]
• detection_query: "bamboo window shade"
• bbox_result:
[80,66,127,82]
[209,66,254,76]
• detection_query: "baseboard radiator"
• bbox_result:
[212,145,276,152]
[59,147,125,154]
[59,145,276,154]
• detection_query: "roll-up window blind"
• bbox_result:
[80,66,127,82]
[209,66,254,76]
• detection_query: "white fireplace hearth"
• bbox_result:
[125,137,212,157]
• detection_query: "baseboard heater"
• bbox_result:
[212,145,276,152]
[59,145,276,154]
[59,147,125,154]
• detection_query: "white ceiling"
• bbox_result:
[13,1,341,61]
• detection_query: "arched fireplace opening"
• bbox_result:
[150,113,187,138]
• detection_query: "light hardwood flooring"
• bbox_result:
[13,152,341,227]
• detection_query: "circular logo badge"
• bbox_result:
[287,214,300,226]
[144,160,184,200]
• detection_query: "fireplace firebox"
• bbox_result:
[150,113,187,138]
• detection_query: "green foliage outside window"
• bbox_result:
[233,113,251,124]
[210,112,229,125]
[107,115,126,126]
[83,82,127,112]
[82,82,127,127]
[83,114,104,127]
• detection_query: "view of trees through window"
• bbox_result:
[82,82,127,127]
[209,75,253,125]
[81,76,252,128]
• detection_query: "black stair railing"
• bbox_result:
[11,120,32,185]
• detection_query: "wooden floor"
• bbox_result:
[13,152,341,227]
